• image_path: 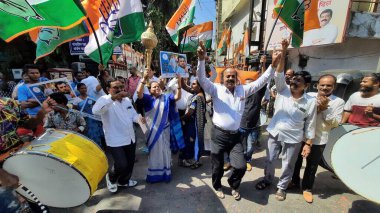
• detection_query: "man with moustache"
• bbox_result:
[93,79,145,193]
[341,73,380,127]
[304,9,338,46]
[197,42,279,200]
[255,39,317,202]
[291,74,345,203]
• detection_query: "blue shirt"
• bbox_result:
[17,78,48,116]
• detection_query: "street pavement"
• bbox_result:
[51,123,380,213]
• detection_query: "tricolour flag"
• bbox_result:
[180,21,213,52]
[273,0,304,47]
[0,0,86,42]
[166,0,196,45]
[226,27,232,48]
[217,28,227,55]
[30,22,89,62]
[84,0,144,65]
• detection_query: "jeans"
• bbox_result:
[108,142,136,185]
[239,127,260,162]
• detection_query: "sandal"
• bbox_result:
[275,189,286,201]
[232,189,241,200]
[255,180,271,190]
[190,161,202,169]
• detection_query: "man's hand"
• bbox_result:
[176,74,182,88]
[364,104,374,117]
[260,55,267,64]
[281,36,290,52]
[317,95,329,112]
[301,143,311,158]
[271,50,282,68]
[98,64,105,71]
[42,97,57,113]
[197,41,206,61]
[111,91,129,101]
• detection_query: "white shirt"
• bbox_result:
[81,76,105,100]
[132,76,159,102]
[267,72,317,144]
[308,92,345,145]
[197,60,274,131]
[303,23,338,46]
[92,94,139,147]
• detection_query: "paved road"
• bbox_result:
[51,125,380,213]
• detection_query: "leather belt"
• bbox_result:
[213,125,239,135]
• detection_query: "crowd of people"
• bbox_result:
[1,40,380,211]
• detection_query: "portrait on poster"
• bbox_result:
[160,51,189,78]
[27,78,77,105]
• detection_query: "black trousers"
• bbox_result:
[108,142,136,185]
[211,126,246,190]
[292,142,326,191]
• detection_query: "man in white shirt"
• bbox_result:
[255,39,317,201]
[291,74,345,203]
[81,68,105,100]
[196,42,279,200]
[93,79,145,193]
[303,9,338,46]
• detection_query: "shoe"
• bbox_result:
[246,163,252,171]
[106,173,118,193]
[180,159,193,167]
[223,163,231,171]
[215,188,225,199]
[303,190,313,203]
[118,179,138,187]
[231,189,241,200]
[275,188,286,201]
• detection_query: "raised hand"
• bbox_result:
[197,41,206,61]
[271,50,282,68]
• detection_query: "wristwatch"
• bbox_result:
[304,142,312,147]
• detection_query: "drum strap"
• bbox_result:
[18,185,48,213]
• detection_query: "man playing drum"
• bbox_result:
[0,97,57,212]
[341,73,380,127]
[291,74,345,203]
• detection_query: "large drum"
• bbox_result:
[3,129,108,208]
[322,124,360,171]
[331,127,380,204]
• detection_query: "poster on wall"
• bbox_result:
[264,0,351,50]
[159,51,189,78]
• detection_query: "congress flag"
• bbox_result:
[180,21,213,52]
[166,0,196,45]
[0,0,86,42]
[30,22,89,62]
[217,28,227,56]
[84,0,145,65]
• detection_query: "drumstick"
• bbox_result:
[17,185,48,213]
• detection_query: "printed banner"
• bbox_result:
[159,51,189,78]
[69,37,122,55]
[264,0,351,49]
[27,78,77,104]
[79,97,101,121]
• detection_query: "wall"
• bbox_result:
[287,38,380,75]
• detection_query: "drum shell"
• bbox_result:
[3,129,108,208]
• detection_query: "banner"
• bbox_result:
[264,0,351,49]
[69,37,122,56]
[0,0,86,42]
[180,21,213,52]
[27,78,77,105]
[159,51,189,78]
[79,97,101,121]
[84,0,144,64]
[166,0,196,45]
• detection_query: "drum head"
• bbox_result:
[323,124,359,171]
[331,127,380,204]
[3,153,91,208]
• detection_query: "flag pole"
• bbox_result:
[264,0,287,53]
[86,17,104,65]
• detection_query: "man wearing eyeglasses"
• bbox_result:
[93,79,146,193]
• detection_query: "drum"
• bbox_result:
[331,127,380,204]
[3,129,108,208]
[322,124,360,171]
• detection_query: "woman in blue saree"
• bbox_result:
[72,83,104,147]
[136,71,184,183]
